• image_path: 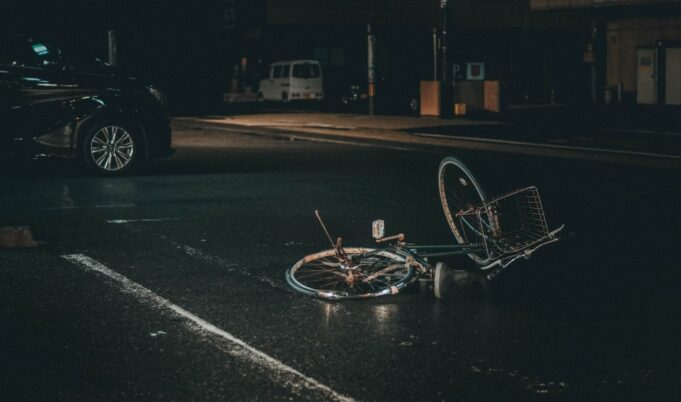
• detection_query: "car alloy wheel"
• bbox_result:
[89,125,135,172]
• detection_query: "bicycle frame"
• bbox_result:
[348,240,479,280]
[362,222,563,282]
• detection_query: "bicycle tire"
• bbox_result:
[438,156,493,265]
[286,248,417,300]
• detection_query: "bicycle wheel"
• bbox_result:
[438,156,493,264]
[286,248,417,300]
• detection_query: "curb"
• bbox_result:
[172,117,681,170]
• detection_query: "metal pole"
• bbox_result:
[108,30,117,67]
[589,20,597,102]
[440,0,449,117]
[433,28,438,80]
[368,24,375,116]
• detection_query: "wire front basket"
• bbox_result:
[458,186,551,261]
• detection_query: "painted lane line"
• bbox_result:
[106,218,184,224]
[61,254,356,402]
[93,203,137,209]
[175,243,239,270]
[173,242,283,291]
[34,203,137,211]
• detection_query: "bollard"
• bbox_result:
[0,227,39,248]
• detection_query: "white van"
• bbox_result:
[258,60,323,102]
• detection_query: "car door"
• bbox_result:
[0,37,19,150]
[69,54,120,118]
[0,69,10,150]
[0,36,74,153]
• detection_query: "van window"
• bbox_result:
[282,65,290,78]
[273,65,282,78]
[293,63,320,79]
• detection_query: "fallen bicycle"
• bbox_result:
[286,156,564,300]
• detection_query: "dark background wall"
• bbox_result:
[266,0,439,25]
[1,0,234,114]
[0,0,627,111]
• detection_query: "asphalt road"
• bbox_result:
[1,126,680,401]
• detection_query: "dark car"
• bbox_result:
[0,34,172,175]
[336,76,419,115]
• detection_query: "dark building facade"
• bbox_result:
[531,0,681,105]
[3,1,679,112]
[1,0,231,113]
[244,0,594,107]
[253,0,681,107]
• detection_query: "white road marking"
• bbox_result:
[173,242,282,290]
[36,203,137,211]
[94,203,137,209]
[61,254,356,402]
[106,218,183,224]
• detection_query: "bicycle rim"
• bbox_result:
[286,248,417,300]
[438,156,493,265]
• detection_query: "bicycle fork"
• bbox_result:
[315,210,349,263]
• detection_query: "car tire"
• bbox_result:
[81,119,144,176]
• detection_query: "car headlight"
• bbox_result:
[146,86,167,106]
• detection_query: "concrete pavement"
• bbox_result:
[173,110,681,169]
[3,128,681,401]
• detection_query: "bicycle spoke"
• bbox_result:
[297,267,346,279]
[297,270,343,281]
[354,271,395,287]
[317,278,345,290]
[361,263,407,282]
[288,248,415,299]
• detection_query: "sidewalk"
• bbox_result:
[419,104,681,156]
[173,107,681,169]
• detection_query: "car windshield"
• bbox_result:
[36,36,115,72]
[70,54,115,73]
[29,40,64,65]
[292,63,320,79]
[0,36,64,67]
